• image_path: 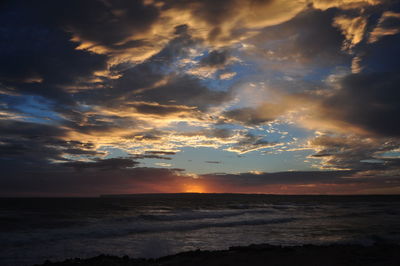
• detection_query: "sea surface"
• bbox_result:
[1,194,400,266]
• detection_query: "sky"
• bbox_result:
[1,0,400,196]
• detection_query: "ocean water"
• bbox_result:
[1,194,400,266]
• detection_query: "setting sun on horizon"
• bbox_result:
[183,184,207,193]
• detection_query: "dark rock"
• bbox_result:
[33,244,400,266]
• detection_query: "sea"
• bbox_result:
[1,194,400,266]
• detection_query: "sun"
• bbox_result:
[183,184,206,193]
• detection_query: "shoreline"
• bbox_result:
[33,243,400,266]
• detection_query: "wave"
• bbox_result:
[322,209,400,219]
[0,217,297,246]
[128,217,297,234]
[137,209,275,222]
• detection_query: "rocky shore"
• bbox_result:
[34,244,400,266]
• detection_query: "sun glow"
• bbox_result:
[183,184,207,193]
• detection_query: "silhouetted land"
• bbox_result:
[34,244,400,266]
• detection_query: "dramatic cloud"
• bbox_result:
[0,23,107,103]
[224,104,288,126]
[199,49,231,67]
[226,133,279,154]
[369,11,400,43]
[318,72,400,136]
[309,134,400,170]
[1,0,399,195]
[64,158,139,171]
[244,9,350,68]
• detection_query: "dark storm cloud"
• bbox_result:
[0,167,184,196]
[223,102,289,126]
[138,74,231,110]
[150,24,198,62]
[0,137,64,166]
[0,120,104,171]
[0,26,106,86]
[64,158,139,171]
[107,62,165,100]
[0,2,108,104]
[0,119,177,191]
[209,128,235,139]
[4,0,160,49]
[162,0,236,24]
[310,134,400,172]
[368,8,400,43]
[140,150,176,159]
[203,170,358,186]
[161,0,238,40]
[125,129,167,141]
[379,15,400,29]
[229,133,277,153]
[132,154,173,160]
[64,113,139,135]
[363,32,400,72]
[54,0,158,48]
[129,102,193,116]
[179,128,234,139]
[321,72,400,136]
[201,169,400,194]
[145,151,177,155]
[321,35,400,137]
[0,120,65,139]
[224,107,275,125]
[248,8,349,66]
[200,49,230,67]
